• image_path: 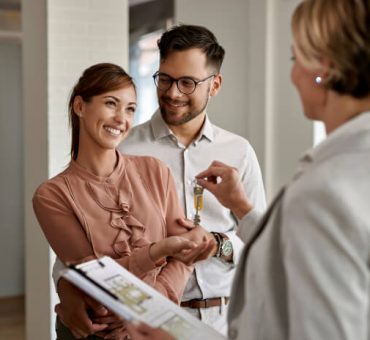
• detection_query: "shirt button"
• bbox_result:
[229,327,238,339]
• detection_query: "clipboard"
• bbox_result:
[61,256,226,340]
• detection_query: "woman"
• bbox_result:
[128,0,370,339]
[33,63,212,339]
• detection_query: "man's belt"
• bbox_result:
[180,297,229,309]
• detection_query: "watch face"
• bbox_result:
[221,240,233,257]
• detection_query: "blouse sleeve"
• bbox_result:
[33,190,97,264]
[135,158,194,303]
[154,164,194,303]
[33,184,160,279]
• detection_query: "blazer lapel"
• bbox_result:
[228,186,286,324]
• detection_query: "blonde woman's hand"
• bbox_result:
[126,321,175,340]
[196,160,253,219]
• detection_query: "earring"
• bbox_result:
[315,76,322,84]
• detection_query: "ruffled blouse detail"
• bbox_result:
[85,170,150,258]
[110,202,149,257]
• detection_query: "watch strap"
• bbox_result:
[211,232,222,257]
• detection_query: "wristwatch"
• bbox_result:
[211,232,233,258]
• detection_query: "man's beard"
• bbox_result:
[159,95,209,126]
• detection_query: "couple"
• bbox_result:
[33,24,265,339]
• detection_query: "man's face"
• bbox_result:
[157,48,221,127]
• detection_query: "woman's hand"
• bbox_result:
[149,235,215,266]
[94,313,128,339]
[56,278,109,338]
[149,236,196,262]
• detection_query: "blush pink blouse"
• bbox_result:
[33,152,193,303]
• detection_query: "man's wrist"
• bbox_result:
[211,232,233,261]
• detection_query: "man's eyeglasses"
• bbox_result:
[153,72,216,95]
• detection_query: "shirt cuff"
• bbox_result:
[236,209,263,243]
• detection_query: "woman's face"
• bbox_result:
[76,85,137,152]
[290,47,327,121]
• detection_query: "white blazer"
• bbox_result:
[228,112,370,340]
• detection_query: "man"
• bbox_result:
[119,24,266,335]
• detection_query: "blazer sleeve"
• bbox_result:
[227,141,267,265]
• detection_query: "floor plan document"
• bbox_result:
[61,256,226,340]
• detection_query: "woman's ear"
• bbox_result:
[210,74,222,97]
[317,57,332,83]
[73,96,84,117]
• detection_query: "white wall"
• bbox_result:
[264,0,313,197]
[0,41,24,297]
[23,1,129,338]
[23,1,50,339]
[48,0,130,178]
[175,0,313,199]
[175,0,250,142]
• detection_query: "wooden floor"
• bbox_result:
[0,296,25,340]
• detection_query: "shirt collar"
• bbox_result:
[295,111,370,177]
[150,109,215,143]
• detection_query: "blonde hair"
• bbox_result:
[292,0,370,97]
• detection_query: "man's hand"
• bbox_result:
[56,278,109,338]
[126,321,175,340]
[196,160,253,219]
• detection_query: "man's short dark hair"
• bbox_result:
[158,24,225,72]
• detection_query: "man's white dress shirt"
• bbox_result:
[119,110,266,334]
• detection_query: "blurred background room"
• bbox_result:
[0,0,325,339]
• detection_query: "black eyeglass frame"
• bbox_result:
[152,72,216,95]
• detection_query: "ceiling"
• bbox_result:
[0,0,156,10]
